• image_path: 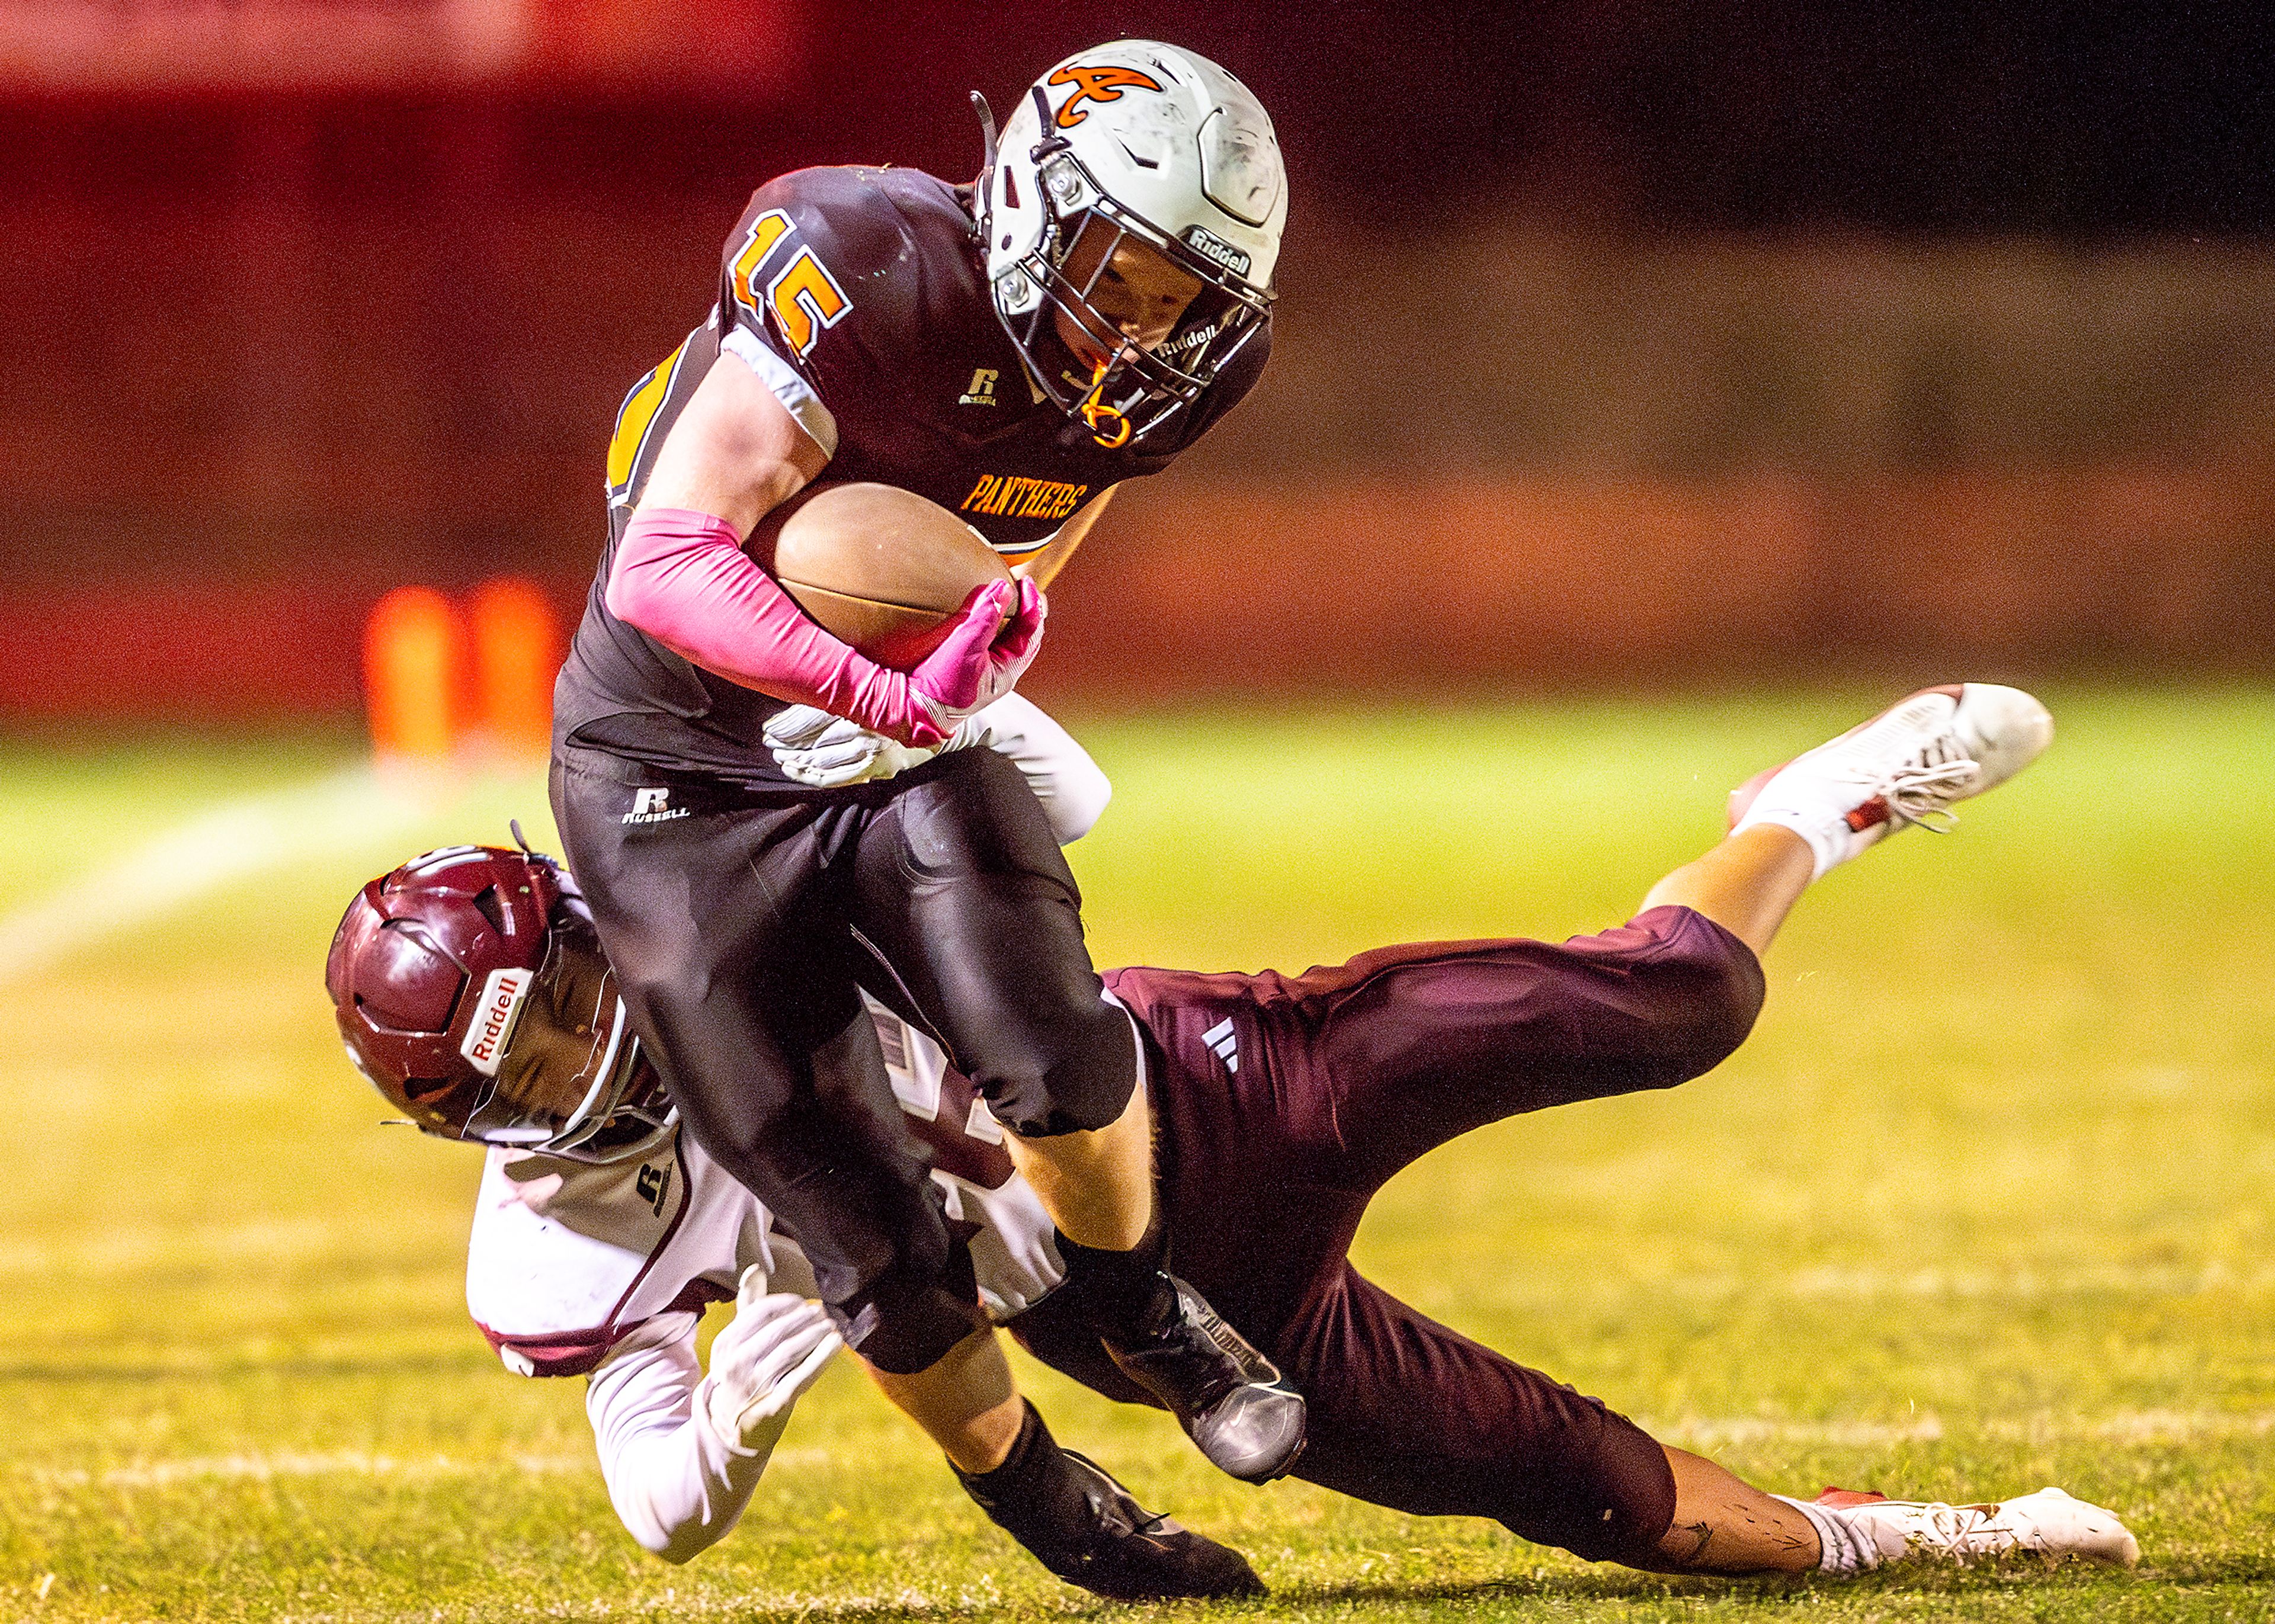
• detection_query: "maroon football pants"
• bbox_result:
[1019,905,1766,1566]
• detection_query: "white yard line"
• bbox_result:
[14,1418,2269,1494]
[19,1444,831,1488]
[1778,1261,2275,1296]
[0,763,454,989]
[24,1450,592,1488]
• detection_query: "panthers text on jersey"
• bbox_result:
[554,163,1271,787]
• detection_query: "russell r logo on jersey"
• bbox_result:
[622,788,690,826]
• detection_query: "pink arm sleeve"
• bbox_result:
[604,507,947,747]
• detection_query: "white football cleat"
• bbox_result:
[1728,683,2053,878]
[1819,1485,2139,1568]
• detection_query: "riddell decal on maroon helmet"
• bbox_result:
[460,967,534,1077]
[330,845,677,1165]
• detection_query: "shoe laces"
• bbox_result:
[1908,1501,2015,1562]
[1845,730,1981,834]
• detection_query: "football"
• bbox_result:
[755,482,1012,669]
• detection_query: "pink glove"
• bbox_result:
[607,507,1041,750]
[905,577,1047,736]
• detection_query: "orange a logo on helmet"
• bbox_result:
[1048,64,1165,128]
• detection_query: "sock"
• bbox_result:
[1053,1228,1173,1337]
[1732,797,1850,881]
[955,1399,1052,1506]
[953,1401,1096,1560]
[1772,1494,1883,1575]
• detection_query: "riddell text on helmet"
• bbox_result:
[460,968,533,1077]
[1181,225,1252,278]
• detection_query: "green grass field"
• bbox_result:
[4,689,2271,1622]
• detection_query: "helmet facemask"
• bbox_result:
[332,845,674,1167]
[995,131,1273,448]
[447,911,671,1164]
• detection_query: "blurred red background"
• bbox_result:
[5,1,2271,724]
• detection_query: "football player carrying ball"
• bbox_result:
[335,683,2141,1589]
[546,39,1300,1512]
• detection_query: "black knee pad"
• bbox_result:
[831,1244,988,1375]
[989,997,1140,1138]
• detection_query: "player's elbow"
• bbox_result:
[604,504,752,645]
[647,1527,713,1567]
[624,1516,714,1567]
[1042,757,1112,846]
[608,1478,731,1566]
[604,550,668,639]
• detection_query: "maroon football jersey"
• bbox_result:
[556,164,1270,786]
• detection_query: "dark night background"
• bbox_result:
[16,2,2269,232]
[6,1,2274,719]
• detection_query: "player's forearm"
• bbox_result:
[587,1324,782,1564]
[605,507,944,745]
[600,1411,779,1564]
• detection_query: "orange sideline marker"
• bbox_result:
[364,586,463,762]
[468,576,560,758]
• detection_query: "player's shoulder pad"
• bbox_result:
[464,1139,701,1378]
[722,165,973,367]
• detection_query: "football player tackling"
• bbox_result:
[332,684,2141,1589]
[546,36,1299,1542]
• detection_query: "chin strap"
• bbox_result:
[970,91,998,175]
[1028,84,1071,159]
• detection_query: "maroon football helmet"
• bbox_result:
[326,844,672,1163]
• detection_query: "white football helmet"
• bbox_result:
[977,41,1285,447]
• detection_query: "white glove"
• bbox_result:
[696,1266,842,1455]
[764,704,979,789]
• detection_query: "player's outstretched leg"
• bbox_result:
[1648,1447,2138,1575]
[954,1402,1267,1601]
[853,750,1306,1484]
[1643,683,2053,957]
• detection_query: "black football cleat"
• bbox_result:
[956,1404,1266,1601]
[1103,1274,1307,1485]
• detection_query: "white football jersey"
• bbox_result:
[466,997,1068,1376]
